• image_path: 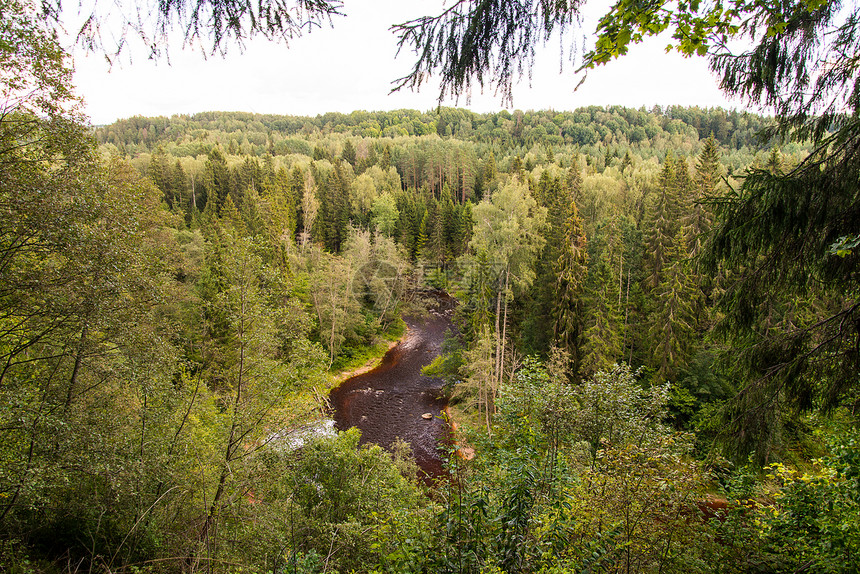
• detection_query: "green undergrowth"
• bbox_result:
[329,317,407,379]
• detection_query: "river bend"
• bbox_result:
[329,295,454,481]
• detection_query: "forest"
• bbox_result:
[3,0,860,572]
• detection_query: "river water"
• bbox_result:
[329,294,455,483]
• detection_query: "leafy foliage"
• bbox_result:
[4,0,859,565]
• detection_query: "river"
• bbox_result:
[329,293,455,483]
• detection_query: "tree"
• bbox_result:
[2,4,176,526]
[172,159,191,218]
[685,134,720,258]
[341,138,356,167]
[318,162,350,253]
[394,0,860,417]
[573,363,671,460]
[299,167,319,250]
[468,179,546,415]
[553,201,589,369]
[694,2,860,454]
[0,150,180,542]
[393,0,860,448]
[525,165,589,366]
[647,231,697,383]
[370,192,400,236]
[306,249,359,366]
[579,247,624,378]
[643,153,682,290]
[202,147,230,214]
[350,172,377,227]
[195,232,325,559]
[1,0,75,117]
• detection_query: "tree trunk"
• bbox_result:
[65,323,89,411]
[198,271,247,568]
[497,268,511,415]
[493,280,503,415]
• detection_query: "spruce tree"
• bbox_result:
[380,145,392,171]
[510,156,524,181]
[341,139,357,167]
[522,172,565,353]
[686,135,720,258]
[483,151,498,192]
[553,202,589,371]
[647,231,697,383]
[441,198,457,261]
[644,153,678,289]
[220,195,245,236]
[645,153,692,288]
[565,162,582,203]
[421,201,445,266]
[322,162,350,253]
[148,146,172,206]
[203,148,230,212]
[171,159,190,219]
[416,209,429,261]
[289,165,305,235]
[579,247,624,378]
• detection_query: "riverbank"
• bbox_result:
[328,318,407,383]
[331,328,408,384]
[329,294,455,484]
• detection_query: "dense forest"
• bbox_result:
[3,0,860,572]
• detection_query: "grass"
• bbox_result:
[328,317,407,383]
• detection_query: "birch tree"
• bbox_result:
[468,179,545,417]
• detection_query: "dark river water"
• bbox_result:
[329,294,455,483]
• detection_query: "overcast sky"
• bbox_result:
[65,1,746,125]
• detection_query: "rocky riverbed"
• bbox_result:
[329,294,455,482]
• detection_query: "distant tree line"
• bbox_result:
[96,106,773,157]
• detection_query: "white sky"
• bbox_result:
[65,1,745,125]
